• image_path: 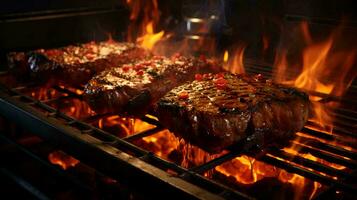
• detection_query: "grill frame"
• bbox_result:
[0,67,356,199]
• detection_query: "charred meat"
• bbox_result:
[156,73,309,153]
[7,41,149,86]
[84,55,221,116]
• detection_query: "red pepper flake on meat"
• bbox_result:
[195,74,203,81]
[86,54,95,60]
[202,73,211,80]
[214,78,228,89]
[122,65,131,72]
[214,73,225,79]
[136,70,144,76]
[178,91,189,100]
[134,64,146,71]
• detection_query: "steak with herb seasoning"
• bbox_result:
[7,41,149,86]
[84,55,221,116]
[156,73,310,153]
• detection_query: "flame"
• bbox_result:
[64,99,94,119]
[97,115,133,137]
[223,50,229,63]
[134,118,156,132]
[48,150,79,170]
[126,0,164,50]
[274,21,356,131]
[136,21,164,50]
[30,87,59,101]
[215,154,322,199]
[223,46,246,74]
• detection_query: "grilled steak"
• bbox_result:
[7,41,149,86]
[156,73,309,153]
[84,55,221,116]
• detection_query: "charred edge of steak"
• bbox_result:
[84,55,222,116]
[7,41,150,86]
[156,73,310,153]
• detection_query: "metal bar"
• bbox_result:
[40,95,74,104]
[52,85,83,99]
[0,134,92,193]
[269,148,354,179]
[291,142,357,169]
[0,168,50,200]
[123,126,164,142]
[314,169,357,200]
[302,126,356,148]
[297,135,357,160]
[259,154,357,194]
[190,152,239,174]
[82,113,113,123]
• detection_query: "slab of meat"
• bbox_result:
[156,73,310,153]
[7,41,149,86]
[84,55,221,116]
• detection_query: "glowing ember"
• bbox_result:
[134,117,156,133]
[48,150,79,170]
[60,99,94,119]
[97,115,133,137]
[141,130,179,159]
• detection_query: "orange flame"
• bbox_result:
[98,115,133,137]
[136,21,164,50]
[223,46,246,74]
[126,0,164,50]
[274,21,356,131]
[48,150,79,170]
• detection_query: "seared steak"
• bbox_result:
[7,41,149,86]
[156,73,309,153]
[84,55,221,116]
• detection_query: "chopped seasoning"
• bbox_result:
[122,65,131,72]
[134,64,144,71]
[86,54,95,60]
[215,73,225,79]
[195,74,203,81]
[136,70,144,76]
[202,73,211,80]
[214,78,227,89]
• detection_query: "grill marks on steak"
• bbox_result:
[156,73,310,153]
[8,41,149,86]
[84,55,221,116]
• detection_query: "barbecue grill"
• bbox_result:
[0,0,356,199]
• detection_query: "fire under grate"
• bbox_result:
[0,68,356,200]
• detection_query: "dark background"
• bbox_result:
[0,0,356,63]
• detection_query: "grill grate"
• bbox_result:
[0,69,356,199]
